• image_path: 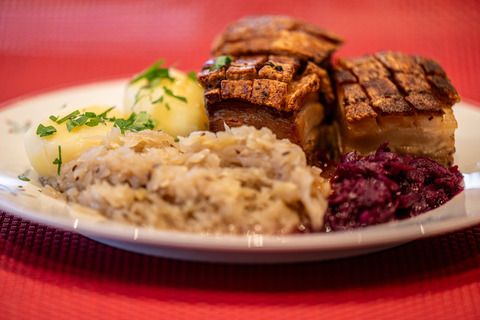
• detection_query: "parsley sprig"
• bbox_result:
[18,174,30,182]
[114,111,156,134]
[63,107,115,132]
[36,107,156,138]
[131,60,189,107]
[209,55,232,71]
[52,110,80,124]
[52,145,62,176]
[151,96,164,104]
[36,124,57,137]
[36,107,116,138]
[187,71,197,81]
[149,87,187,110]
[162,86,187,103]
[130,60,175,85]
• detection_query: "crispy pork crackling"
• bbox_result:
[199,16,342,162]
[334,51,460,166]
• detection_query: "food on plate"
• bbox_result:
[198,55,336,163]
[24,105,125,177]
[334,51,460,166]
[124,63,208,137]
[26,63,208,178]
[46,126,330,235]
[325,144,464,231]
[198,16,341,162]
[22,15,465,235]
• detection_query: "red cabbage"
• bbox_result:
[325,144,464,231]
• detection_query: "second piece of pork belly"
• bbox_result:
[334,52,460,166]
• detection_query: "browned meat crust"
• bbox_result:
[200,15,461,167]
[334,51,460,166]
[198,54,338,162]
[211,16,342,65]
[198,16,343,163]
[335,52,460,122]
[198,55,334,113]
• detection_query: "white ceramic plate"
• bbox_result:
[1,79,479,263]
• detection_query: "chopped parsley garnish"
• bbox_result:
[66,115,89,132]
[130,60,175,85]
[134,90,144,105]
[37,107,154,138]
[151,87,185,109]
[85,117,101,127]
[37,107,117,136]
[151,96,170,110]
[187,71,197,81]
[18,174,30,182]
[113,118,131,134]
[209,55,232,71]
[151,96,164,104]
[131,112,155,131]
[98,107,115,119]
[56,110,80,124]
[36,124,57,137]
[163,86,187,103]
[52,145,62,176]
[114,111,155,134]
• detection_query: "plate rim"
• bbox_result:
[1,79,479,254]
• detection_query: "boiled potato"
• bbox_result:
[124,65,208,137]
[24,105,123,177]
[26,63,207,177]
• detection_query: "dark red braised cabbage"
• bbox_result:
[325,144,464,231]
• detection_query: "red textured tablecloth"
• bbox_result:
[1,1,479,319]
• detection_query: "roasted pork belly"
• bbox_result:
[199,55,336,161]
[199,16,342,162]
[212,15,342,66]
[334,52,460,166]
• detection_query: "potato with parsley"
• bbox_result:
[124,61,208,137]
[24,105,155,177]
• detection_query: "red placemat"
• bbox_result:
[1,1,479,319]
